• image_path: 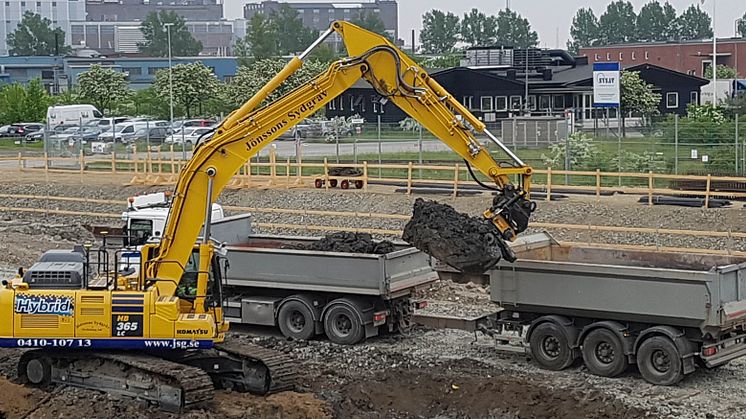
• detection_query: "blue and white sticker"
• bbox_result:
[15,295,75,316]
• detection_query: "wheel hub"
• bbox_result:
[651,349,671,373]
[334,315,352,336]
[542,336,561,358]
[595,342,615,364]
[288,310,306,333]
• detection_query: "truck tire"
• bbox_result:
[581,328,628,378]
[636,336,684,386]
[277,300,316,341]
[323,303,365,345]
[529,322,574,371]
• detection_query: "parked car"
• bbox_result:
[165,127,213,145]
[277,126,306,141]
[5,123,43,138]
[171,119,214,131]
[0,125,11,138]
[98,122,150,143]
[49,126,84,144]
[131,127,169,145]
[67,127,103,144]
[24,124,79,143]
[88,117,130,132]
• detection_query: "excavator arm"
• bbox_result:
[146,21,534,298]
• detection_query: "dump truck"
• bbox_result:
[120,196,437,345]
[469,233,746,385]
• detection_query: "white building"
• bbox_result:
[0,0,85,56]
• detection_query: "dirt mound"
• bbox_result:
[207,392,331,419]
[0,378,46,419]
[403,199,501,274]
[331,363,651,419]
[289,232,396,255]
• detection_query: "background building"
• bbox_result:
[580,38,746,79]
[85,0,223,22]
[70,19,245,55]
[243,0,398,40]
[0,0,85,56]
[0,55,237,91]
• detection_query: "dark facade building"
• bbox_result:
[243,0,398,40]
[85,0,223,22]
[580,38,746,78]
[326,48,709,123]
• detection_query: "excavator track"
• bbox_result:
[18,350,215,412]
[214,340,298,393]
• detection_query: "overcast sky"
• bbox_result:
[224,0,746,47]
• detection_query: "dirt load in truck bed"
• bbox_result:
[284,232,396,254]
[403,198,500,274]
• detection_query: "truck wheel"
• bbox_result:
[636,336,684,385]
[314,179,323,188]
[581,329,628,378]
[529,322,574,371]
[277,301,315,341]
[340,180,350,189]
[354,180,364,189]
[324,303,365,345]
[329,179,338,188]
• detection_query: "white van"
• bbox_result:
[47,105,102,126]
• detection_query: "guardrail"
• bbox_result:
[6,148,746,208]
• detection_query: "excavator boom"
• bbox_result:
[149,21,534,291]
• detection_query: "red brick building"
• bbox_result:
[580,38,746,78]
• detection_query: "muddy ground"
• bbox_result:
[0,172,745,418]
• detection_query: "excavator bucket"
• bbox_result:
[403,199,509,274]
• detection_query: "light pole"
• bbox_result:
[711,0,717,108]
[164,23,179,159]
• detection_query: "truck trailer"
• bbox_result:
[473,233,746,385]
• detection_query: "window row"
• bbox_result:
[462,95,567,112]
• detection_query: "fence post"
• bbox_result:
[79,150,84,177]
[546,167,552,202]
[17,152,21,172]
[245,162,252,187]
[705,174,712,209]
[377,115,382,178]
[296,144,303,185]
[323,158,330,191]
[674,114,679,175]
[44,152,49,173]
[406,162,413,195]
[648,171,654,206]
[285,158,291,189]
[111,152,116,173]
[363,161,368,192]
[595,169,601,203]
[736,115,740,175]
[269,146,277,185]
[170,149,175,177]
[452,163,460,198]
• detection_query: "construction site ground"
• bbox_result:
[0,171,745,418]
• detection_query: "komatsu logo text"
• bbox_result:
[245,91,329,151]
[15,295,74,316]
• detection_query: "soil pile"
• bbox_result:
[290,232,396,254]
[403,198,501,274]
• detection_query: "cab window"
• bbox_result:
[128,218,153,246]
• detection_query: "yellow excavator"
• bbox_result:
[0,21,533,411]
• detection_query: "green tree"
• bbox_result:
[494,9,538,48]
[636,1,677,42]
[6,11,71,56]
[620,71,661,136]
[704,64,738,79]
[661,2,679,39]
[307,44,341,63]
[245,13,280,61]
[128,87,170,119]
[599,1,638,44]
[676,5,712,40]
[138,11,202,57]
[460,8,497,47]
[739,12,746,37]
[0,79,53,124]
[76,64,130,115]
[351,11,390,39]
[227,59,327,108]
[420,10,460,54]
[567,8,600,54]
[233,37,252,67]
[271,5,317,55]
[154,62,219,117]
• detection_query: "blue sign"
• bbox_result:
[15,295,74,317]
[593,62,621,108]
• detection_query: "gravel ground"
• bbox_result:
[1,173,746,417]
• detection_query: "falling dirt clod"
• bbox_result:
[403,198,501,274]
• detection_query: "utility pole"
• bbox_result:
[711,0,717,108]
[164,23,180,159]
